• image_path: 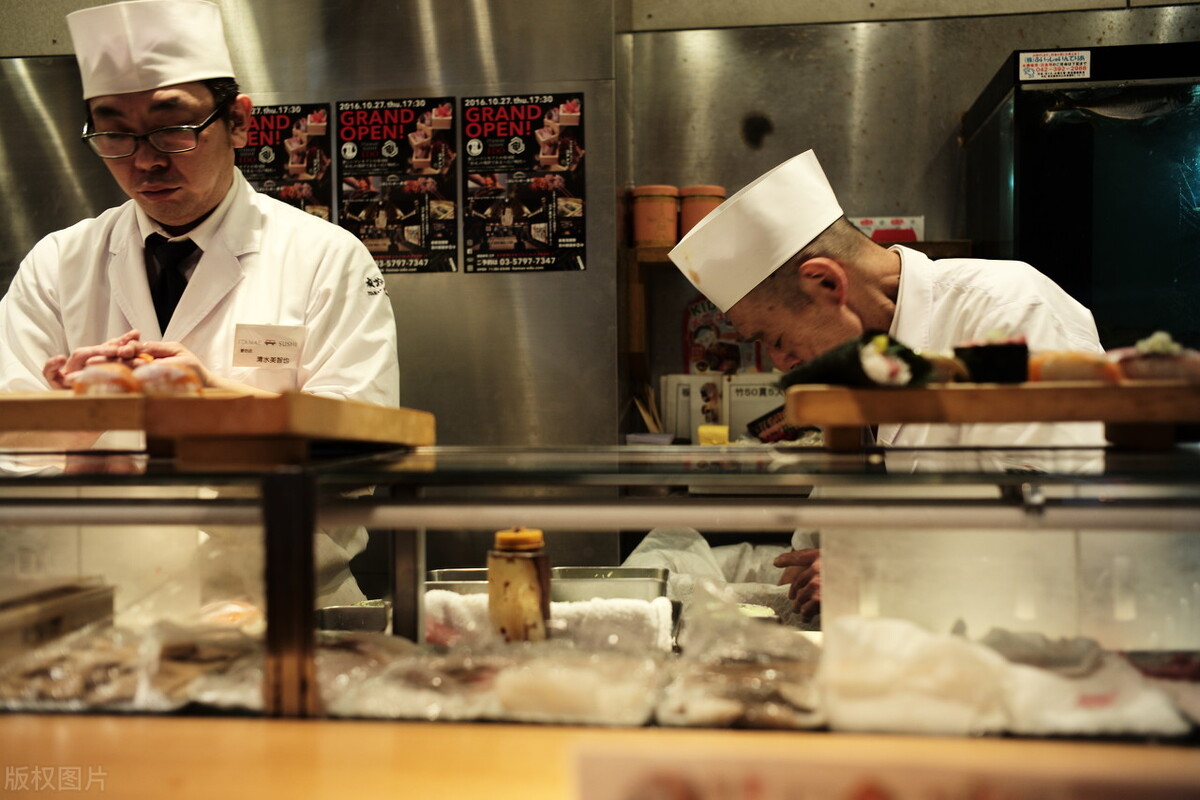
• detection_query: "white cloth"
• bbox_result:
[67,0,234,100]
[423,590,675,652]
[0,169,399,405]
[820,616,1190,737]
[883,245,1106,454]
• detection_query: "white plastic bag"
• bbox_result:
[820,616,1011,735]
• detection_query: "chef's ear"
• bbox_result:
[797,258,847,305]
[226,95,253,147]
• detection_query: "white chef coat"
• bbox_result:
[0,169,399,405]
[880,245,1106,456]
[0,169,400,610]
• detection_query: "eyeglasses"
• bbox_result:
[81,105,224,159]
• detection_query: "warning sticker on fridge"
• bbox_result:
[1018,50,1091,81]
[335,98,459,273]
[239,104,333,221]
[461,93,586,273]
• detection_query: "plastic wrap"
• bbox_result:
[821,617,1191,737]
[657,581,824,729]
[0,621,259,713]
[324,640,666,726]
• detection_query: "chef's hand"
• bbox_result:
[135,340,279,397]
[774,548,821,620]
[132,340,212,383]
[43,329,144,388]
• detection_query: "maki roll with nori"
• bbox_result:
[778,332,932,389]
[954,333,1029,383]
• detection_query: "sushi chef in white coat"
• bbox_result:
[0,0,399,609]
[667,150,1106,621]
[0,0,397,404]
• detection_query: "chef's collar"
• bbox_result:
[887,244,933,352]
[134,167,238,251]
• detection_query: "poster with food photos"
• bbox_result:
[239,104,333,220]
[461,93,585,272]
[335,98,458,273]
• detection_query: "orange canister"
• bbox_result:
[679,185,726,236]
[632,184,679,246]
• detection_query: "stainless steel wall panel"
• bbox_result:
[627,7,1200,239]
[0,57,127,295]
[386,81,618,448]
[221,0,614,98]
[625,0,1126,32]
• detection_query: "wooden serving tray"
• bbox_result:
[0,391,143,432]
[783,381,1200,451]
[0,391,436,468]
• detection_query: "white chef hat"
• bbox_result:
[668,150,843,313]
[67,0,234,100]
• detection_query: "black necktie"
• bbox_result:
[148,234,198,333]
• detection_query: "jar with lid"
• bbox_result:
[487,527,551,642]
[679,185,726,237]
[631,184,679,247]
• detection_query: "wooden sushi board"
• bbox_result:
[0,391,436,468]
[784,380,1200,451]
[0,392,143,432]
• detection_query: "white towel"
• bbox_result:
[424,590,673,652]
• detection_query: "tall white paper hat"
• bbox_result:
[67,0,234,100]
[668,150,843,313]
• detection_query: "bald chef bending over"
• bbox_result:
[666,149,1105,621]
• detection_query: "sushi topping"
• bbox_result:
[860,334,913,386]
[1135,330,1182,357]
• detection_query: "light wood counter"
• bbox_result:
[2,714,1198,799]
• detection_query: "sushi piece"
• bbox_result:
[1108,331,1200,382]
[920,352,971,383]
[953,333,1029,383]
[71,362,140,395]
[1028,351,1121,383]
[778,332,932,389]
[132,360,202,396]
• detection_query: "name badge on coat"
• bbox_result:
[233,324,307,369]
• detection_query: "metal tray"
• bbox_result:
[428,568,487,582]
[550,567,668,602]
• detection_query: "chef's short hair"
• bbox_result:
[206,77,241,117]
[750,218,871,308]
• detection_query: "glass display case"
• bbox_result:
[2,442,1198,726]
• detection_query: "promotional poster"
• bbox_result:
[239,104,333,220]
[336,98,459,273]
[461,93,586,272]
[683,295,764,374]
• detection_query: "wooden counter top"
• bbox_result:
[2,714,1197,799]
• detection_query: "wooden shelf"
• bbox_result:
[784,381,1200,451]
[0,391,436,468]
